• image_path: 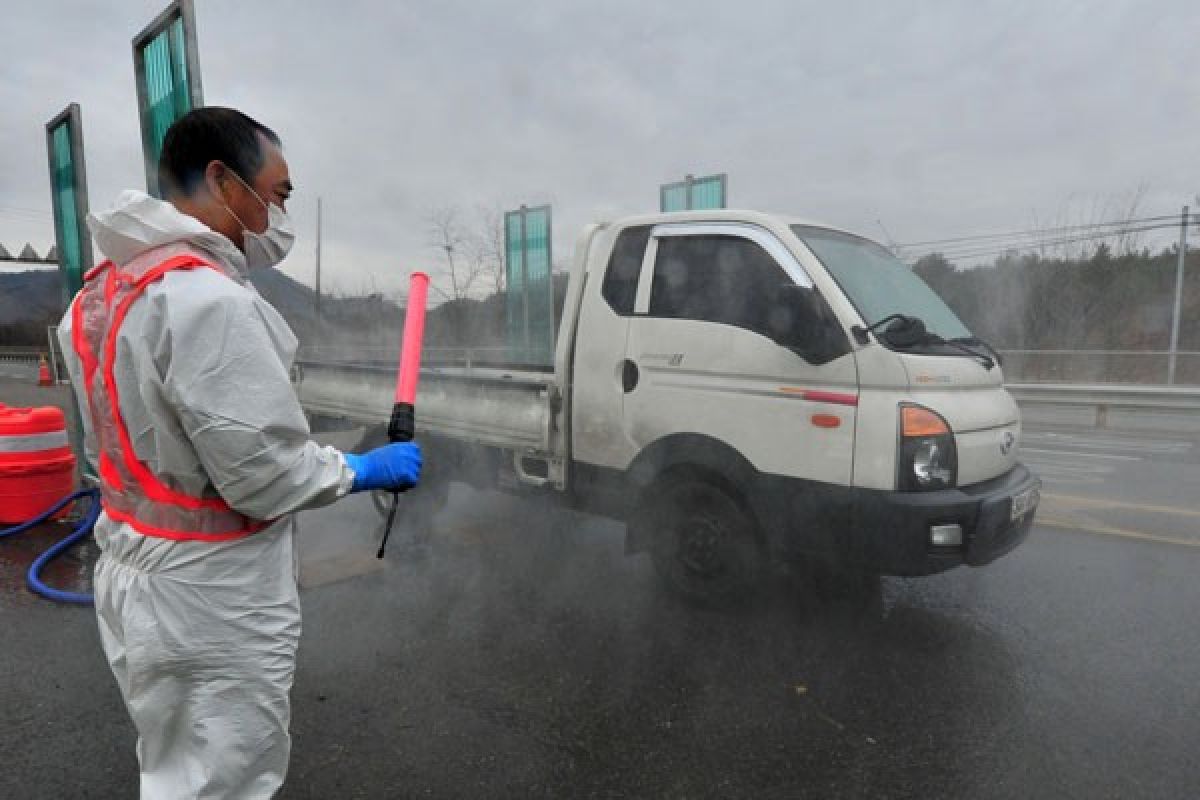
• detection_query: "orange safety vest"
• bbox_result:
[71,243,271,541]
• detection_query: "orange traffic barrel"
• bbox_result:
[0,404,77,524]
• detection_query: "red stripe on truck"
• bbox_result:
[799,390,859,407]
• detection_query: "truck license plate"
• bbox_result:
[1011,486,1039,521]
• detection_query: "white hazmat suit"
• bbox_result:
[59,190,355,799]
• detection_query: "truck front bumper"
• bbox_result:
[840,464,1041,576]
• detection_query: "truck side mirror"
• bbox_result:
[881,316,927,348]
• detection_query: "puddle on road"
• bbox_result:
[0,521,96,606]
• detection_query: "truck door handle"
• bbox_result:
[621,359,639,393]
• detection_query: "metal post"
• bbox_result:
[45,104,93,304]
[542,205,555,362]
[314,196,322,329]
[520,205,531,361]
[178,0,204,107]
[1168,205,1188,385]
[132,0,203,197]
[132,39,154,196]
[685,174,695,211]
[46,326,61,383]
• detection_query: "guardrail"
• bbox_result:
[1,337,68,382]
[296,346,553,371]
[999,349,1200,386]
[0,347,41,365]
[1008,383,1200,433]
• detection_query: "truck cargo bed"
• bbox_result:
[295,359,558,453]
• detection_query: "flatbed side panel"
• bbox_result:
[296,361,556,452]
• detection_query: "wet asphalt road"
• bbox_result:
[2,379,1198,798]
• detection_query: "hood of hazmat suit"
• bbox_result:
[57,190,354,799]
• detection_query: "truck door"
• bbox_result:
[571,224,654,471]
[622,222,859,485]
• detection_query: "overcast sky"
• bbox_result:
[2,0,1197,292]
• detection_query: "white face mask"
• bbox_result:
[220,168,296,269]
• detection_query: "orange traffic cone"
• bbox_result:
[37,355,53,387]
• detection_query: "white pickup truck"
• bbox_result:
[297,210,1040,601]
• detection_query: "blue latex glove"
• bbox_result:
[343,442,423,493]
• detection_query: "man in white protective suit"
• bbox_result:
[57,107,422,799]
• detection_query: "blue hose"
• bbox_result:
[0,489,99,605]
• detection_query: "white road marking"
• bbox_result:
[1020,447,1141,462]
[1042,492,1200,519]
[1022,452,1113,485]
[1024,432,1191,455]
[1038,517,1200,549]
[1025,465,1110,476]
[1022,467,1105,486]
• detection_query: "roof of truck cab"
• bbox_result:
[607,209,869,242]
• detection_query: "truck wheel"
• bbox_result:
[647,476,764,606]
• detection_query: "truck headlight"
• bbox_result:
[898,404,957,491]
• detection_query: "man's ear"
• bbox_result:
[203,160,229,202]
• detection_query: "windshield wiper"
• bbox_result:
[948,336,1003,368]
[854,315,995,369]
[851,314,919,345]
[924,333,995,370]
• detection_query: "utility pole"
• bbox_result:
[314,196,322,330]
[1167,205,1188,385]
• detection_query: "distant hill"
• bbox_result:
[0,269,65,324]
[0,264,421,351]
[0,265,333,346]
[0,263,565,359]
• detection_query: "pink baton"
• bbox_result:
[388,272,430,442]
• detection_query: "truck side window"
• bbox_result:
[649,234,849,363]
[602,225,653,315]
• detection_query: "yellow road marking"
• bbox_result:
[1037,516,1200,549]
[1041,492,1200,519]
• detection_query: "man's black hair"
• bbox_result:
[157,107,281,198]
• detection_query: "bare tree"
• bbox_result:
[469,204,507,296]
[1112,182,1148,256]
[1027,185,1151,262]
[425,206,482,302]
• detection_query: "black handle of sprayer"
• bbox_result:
[387,402,415,444]
[376,402,415,559]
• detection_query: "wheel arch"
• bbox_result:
[624,433,763,554]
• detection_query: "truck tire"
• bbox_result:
[646,475,764,606]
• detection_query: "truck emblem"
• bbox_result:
[644,353,685,367]
[1000,431,1016,455]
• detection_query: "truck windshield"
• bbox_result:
[791,225,972,340]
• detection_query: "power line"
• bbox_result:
[0,212,55,225]
[0,204,53,219]
[922,222,1180,261]
[911,221,1185,262]
[896,213,1183,250]
[899,211,1199,261]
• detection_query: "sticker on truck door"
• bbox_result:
[642,353,685,367]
